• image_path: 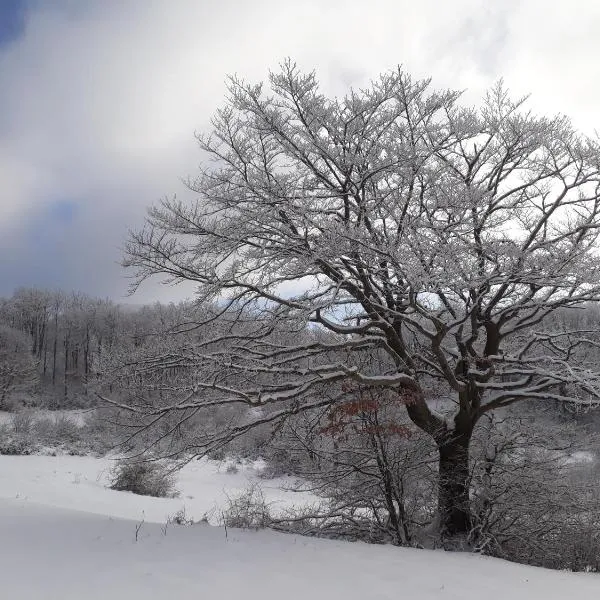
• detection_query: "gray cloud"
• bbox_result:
[1,0,600,303]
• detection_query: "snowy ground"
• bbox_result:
[0,453,598,598]
[0,454,315,523]
[2,497,599,600]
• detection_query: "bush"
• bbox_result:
[221,484,271,529]
[0,435,35,455]
[10,411,34,436]
[0,417,36,455]
[167,507,194,526]
[52,414,80,442]
[109,459,178,498]
[0,408,125,457]
[257,448,301,479]
[0,396,21,413]
[80,410,125,455]
[270,503,397,544]
[478,514,600,572]
[469,412,600,572]
[225,461,239,474]
[32,415,81,448]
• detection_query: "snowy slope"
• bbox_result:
[1,498,598,600]
[0,454,598,599]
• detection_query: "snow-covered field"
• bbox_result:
[0,454,314,523]
[0,454,598,599]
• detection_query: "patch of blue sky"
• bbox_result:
[47,199,78,223]
[0,0,27,49]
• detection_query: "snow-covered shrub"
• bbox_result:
[271,503,400,544]
[0,435,35,455]
[478,511,600,572]
[221,484,271,529]
[167,507,194,526]
[0,395,21,413]
[259,390,438,547]
[51,414,80,442]
[469,410,600,571]
[10,411,34,436]
[109,459,177,498]
[206,448,226,461]
[79,409,138,455]
[29,414,90,454]
[0,414,37,455]
[33,415,80,445]
[256,448,300,479]
[1,408,131,457]
[31,416,54,441]
[225,461,239,474]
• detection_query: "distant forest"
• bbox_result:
[0,287,191,409]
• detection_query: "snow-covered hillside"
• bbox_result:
[0,454,598,599]
[1,498,598,600]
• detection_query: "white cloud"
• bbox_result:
[1,0,599,301]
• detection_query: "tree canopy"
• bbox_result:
[124,61,600,540]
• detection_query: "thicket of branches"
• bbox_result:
[1,286,599,569]
[121,61,600,545]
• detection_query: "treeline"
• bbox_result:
[3,286,600,414]
[0,287,188,409]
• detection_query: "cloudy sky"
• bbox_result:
[1,0,600,303]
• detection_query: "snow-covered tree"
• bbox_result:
[0,325,38,409]
[124,61,600,542]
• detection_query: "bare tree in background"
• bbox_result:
[0,325,38,409]
[123,61,600,543]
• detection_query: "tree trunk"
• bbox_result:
[437,428,473,545]
[63,334,69,403]
[402,382,476,545]
[52,310,58,386]
[43,334,48,376]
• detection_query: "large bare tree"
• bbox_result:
[124,61,600,542]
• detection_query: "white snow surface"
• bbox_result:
[0,454,314,523]
[0,454,598,599]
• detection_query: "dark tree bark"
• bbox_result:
[437,429,473,543]
[405,382,478,543]
[63,333,69,402]
[52,308,58,386]
[43,339,48,376]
